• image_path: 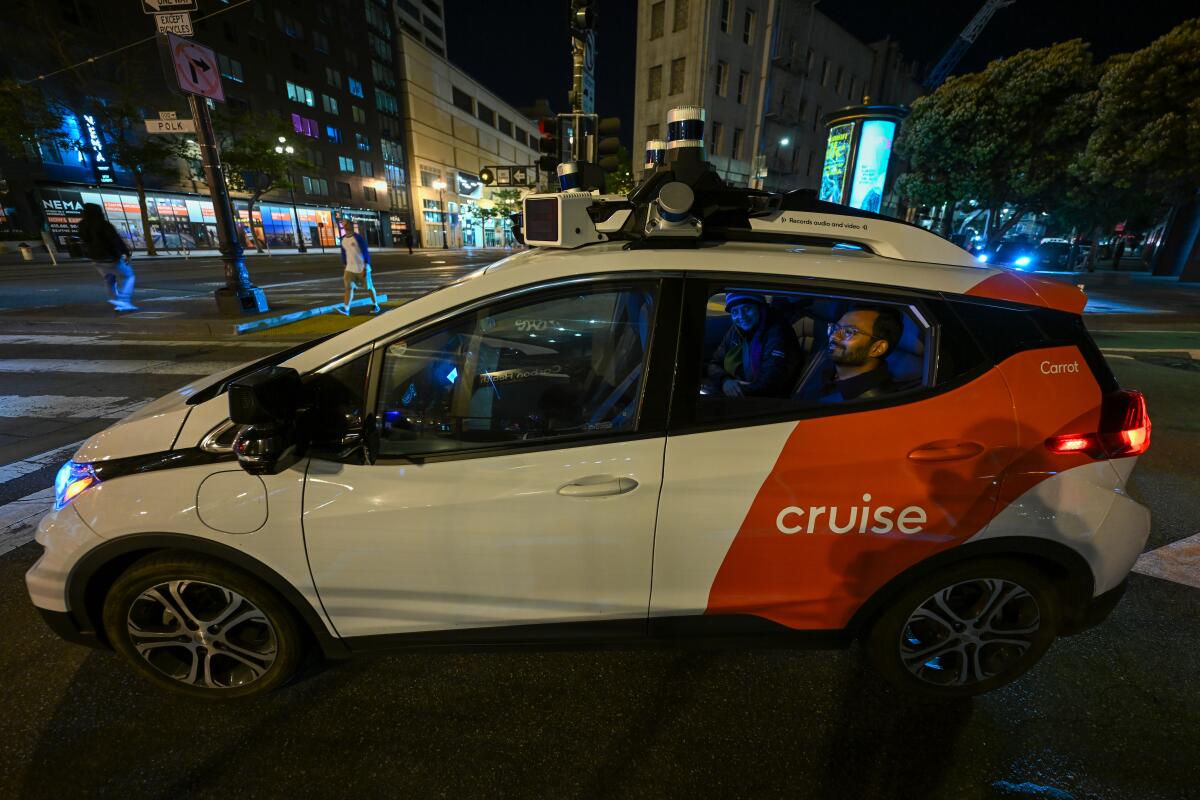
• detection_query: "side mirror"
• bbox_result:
[228,366,307,475]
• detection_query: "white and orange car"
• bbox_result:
[27,146,1150,699]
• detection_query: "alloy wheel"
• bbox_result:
[125,579,279,690]
[898,577,1042,687]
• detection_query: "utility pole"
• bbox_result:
[187,94,267,314]
[160,31,266,315]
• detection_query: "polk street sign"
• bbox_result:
[141,0,197,12]
[155,11,193,36]
[145,118,196,134]
[167,33,224,102]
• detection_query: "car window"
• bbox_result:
[375,284,657,458]
[692,286,929,424]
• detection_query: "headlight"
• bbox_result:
[1014,256,1032,267]
[54,461,100,510]
[976,253,989,263]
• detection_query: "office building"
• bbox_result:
[633,0,922,194]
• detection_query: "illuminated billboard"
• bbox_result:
[847,120,897,213]
[819,123,854,203]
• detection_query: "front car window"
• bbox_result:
[375,284,657,458]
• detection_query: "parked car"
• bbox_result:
[28,135,1150,701]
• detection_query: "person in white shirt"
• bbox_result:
[338,221,381,315]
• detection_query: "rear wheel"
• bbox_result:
[102,553,304,699]
[865,559,1059,699]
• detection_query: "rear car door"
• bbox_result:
[649,275,1019,633]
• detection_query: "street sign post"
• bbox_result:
[155,32,266,314]
[167,33,224,102]
[155,11,193,36]
[145,118,195,134]
[140,0,197,12]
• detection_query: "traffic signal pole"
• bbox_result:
[187,95,265,314]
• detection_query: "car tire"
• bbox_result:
[864,559,1059,699]
[102,552,304,699]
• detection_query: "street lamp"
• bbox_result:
[432,178,449,249]
[274,135,307,253]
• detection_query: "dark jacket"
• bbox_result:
[819,364,893,404]
[705,312,803,398]
[78,216,129,262]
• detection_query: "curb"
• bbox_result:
[235,295,389,334]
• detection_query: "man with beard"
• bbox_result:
[703,292,802,398]
[818,305,903,403]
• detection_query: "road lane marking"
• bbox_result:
[0,359,241,374]
[0,440,83,487]
[1133,532,1200,590]
[0,395,151,419]
[0,487,55,557]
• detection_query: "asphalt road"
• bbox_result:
[0,257,1197,798]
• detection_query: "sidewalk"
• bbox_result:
[0,288,377,340]
[0,245,522,266]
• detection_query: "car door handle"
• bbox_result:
[557,476,639,497]
[907,440,986,463]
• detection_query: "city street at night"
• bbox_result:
[2,0,1199,796]
[0,254,1198,798]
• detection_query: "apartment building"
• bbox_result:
[633,0,922,194]
[0,0,418,249]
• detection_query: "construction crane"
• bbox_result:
[923,0,1015,90]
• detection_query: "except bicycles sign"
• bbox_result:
[167,33,224,102]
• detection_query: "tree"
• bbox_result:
[895,40,1099,247]
[604,146,635,195]
[88,96,188,256]
[214,111,309,253]
[0,80,71,158]
[1073,19,1200,276]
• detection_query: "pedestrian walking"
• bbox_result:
[403,229,413,254]
[337,221,381,315]
[78,203,137,311]
[39,222,59,266]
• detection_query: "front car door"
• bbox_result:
[302,277,680,641]
[650,274,1017,633]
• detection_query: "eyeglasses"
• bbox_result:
[827,323,877,341]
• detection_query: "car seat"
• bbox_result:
[885,314,925,390]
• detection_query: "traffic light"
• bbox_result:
[537,116,559,174]
[571,0,595,34]
[597,116,622,172]
[479,166,495,186]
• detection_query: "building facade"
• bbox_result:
[396,31,544,249]
[0,0,541,253]
[632,0,922,194]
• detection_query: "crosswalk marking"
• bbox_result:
[0,395,150,419]
[1133,533,1200,590]
[0,440,83,487]
[0,359,241,374]
[0,487,55,557]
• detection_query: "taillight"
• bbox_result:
[1045,389,1150,459]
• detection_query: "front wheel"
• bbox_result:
[865,559,1059,699]
[102,553,304,699]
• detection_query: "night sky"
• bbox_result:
[444,1,1197,151]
